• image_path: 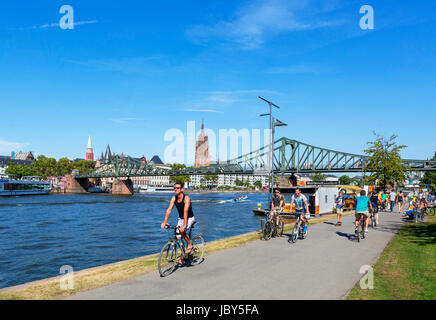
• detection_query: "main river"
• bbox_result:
[0,192,269,289]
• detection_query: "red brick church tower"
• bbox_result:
[194,120,210,167]
[86,135,94,161]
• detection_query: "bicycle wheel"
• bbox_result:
[158,241,178,277]
[361,222,366,239]
[370,216,374,228]
[189,235,205,266]
[427,207,435,216]
[263,221,272,240]
[290,223,299,243]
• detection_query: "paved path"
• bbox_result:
[69,210,406,300]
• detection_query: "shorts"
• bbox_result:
[176,217,195,234]
[355,211,370,220]
[296,209,310,219]
[336,207,343,214]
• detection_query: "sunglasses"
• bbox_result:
[174,187,181,190]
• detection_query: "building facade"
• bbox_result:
[194,120,210,167]
[189,174,268,188]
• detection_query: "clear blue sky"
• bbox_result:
[0,0,435,164]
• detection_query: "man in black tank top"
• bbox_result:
[161,182,195,254]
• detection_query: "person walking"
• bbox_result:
[335,191,345,226]
[397,191,404,213]
[389,190,397,213]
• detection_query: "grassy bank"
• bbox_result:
[0,211,352,300]
[347,215,436,300]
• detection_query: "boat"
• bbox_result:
[0,176,51,196]
[233,194,248,202]
[88,186,103,193]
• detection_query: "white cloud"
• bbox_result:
[0,139,30,154]
[186,0,343,49]
[16,20,98,30]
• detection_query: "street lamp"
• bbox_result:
[258,97,287,207]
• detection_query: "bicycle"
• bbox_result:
[262,210,284,240]
[355,213,367,242]
[158,222,205,277]
[424,205,435,217]
[289,213,308,243]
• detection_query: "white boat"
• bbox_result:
[0,177,51,196]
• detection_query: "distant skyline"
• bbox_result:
[0,1,435,162]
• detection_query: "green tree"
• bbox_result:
[422,151,436,191]
[339,175,353,185]
[5,163,34,178]
[168,163,191,186]
[364,133,408,191]
[312,173,327,182]
[254,180,263,189]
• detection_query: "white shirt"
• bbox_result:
[389,192,396,201]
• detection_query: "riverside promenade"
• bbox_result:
[69,210,405,300]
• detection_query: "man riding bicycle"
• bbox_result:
[290,188,310,233]
[271,188,285,226]
[355,190,373,234]
[161,182,195,256]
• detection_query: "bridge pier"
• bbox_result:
[112,178,134,196]
[64,175,91,194]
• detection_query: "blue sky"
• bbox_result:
[0,0,435,164]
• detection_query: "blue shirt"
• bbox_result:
[356,196,370,212]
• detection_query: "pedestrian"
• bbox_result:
[389,190,397,213]
[397,191,404,213]
[335,191,345,226]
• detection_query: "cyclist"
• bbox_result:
[290,188,310,234]
[271,188,285,226]
[161,182,195,256]
[335,191,345,226]
[354,190,372,234]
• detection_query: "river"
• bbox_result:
[0,192,269,289]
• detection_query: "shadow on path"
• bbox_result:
[336,231,357,242]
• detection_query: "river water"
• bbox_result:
[0,192,269,289]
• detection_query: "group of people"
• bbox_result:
[270,188,310,234]
[161,182,435,262]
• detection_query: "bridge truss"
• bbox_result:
[74,137,436,178]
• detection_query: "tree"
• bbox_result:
[5,163,34,178]
[312,173,327,182]
[339,175,353,185]
[422,151,436,191]
[254,180,263,189]
[364,133,408,191]
[169,163,191,186]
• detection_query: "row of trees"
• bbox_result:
[5,155,95,179]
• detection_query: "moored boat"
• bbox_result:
[0,176,51,196]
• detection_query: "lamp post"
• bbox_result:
[258,97,287,207]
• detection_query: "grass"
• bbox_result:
[346,215,436,300]
[0,211,353,300]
